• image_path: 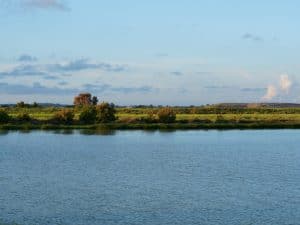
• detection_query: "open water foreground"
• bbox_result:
[1,130,300,225]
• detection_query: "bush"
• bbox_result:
[32,102,39,107]
[0,110,10,123]
[142,110,157,123]
[157,107,176,123]
[16,101,27,108]
[53,109,74,124]
[96,102,116,123]
[117,117,139,124]
[17,113,31,122]
[79,106,97,124]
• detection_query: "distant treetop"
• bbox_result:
[74,93,98,106]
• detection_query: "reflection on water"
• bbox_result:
[1,130,300,225]
[51,129,74,135]
[79,129,117,136]
[0,129,177,136]
[0,130,9,136]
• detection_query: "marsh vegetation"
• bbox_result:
[1,93,300,130]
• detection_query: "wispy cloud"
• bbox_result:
[22,0,69,11]
[58,81,68,86]
[18,54,37,62]
[170,71,183,76]
[241,87,266,92]
[111,86,154,94]
[0,82,154,95]
[242,33,264,42]
[0,58,127,78]
[46,59,127,72]
[82,83,154,94]
[204,85,235,89]
[0,64,47,77]
[43,75,59,80]
[0,82,77,95]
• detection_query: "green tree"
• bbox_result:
[17,113,31,122]
[74,93,92,106]
[157,107,176,123]
[96,102,116,123]
[74,93,98,106]
[144,109,157,123]
[53,109,74,124]
[79,106,97,124]
[16,101,26,108]
[92,96,98,105]
[0,110,10,123]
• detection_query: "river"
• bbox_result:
[1,130,300,225]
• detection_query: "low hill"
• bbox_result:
[214,103,300,108]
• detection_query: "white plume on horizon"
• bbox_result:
[262,85,277,101]
[279,74,292,93]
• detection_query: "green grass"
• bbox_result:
[6,107,300,122]
[3,106,300,130]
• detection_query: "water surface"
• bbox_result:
[1,130,300,225]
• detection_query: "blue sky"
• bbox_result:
[0,0,300,105]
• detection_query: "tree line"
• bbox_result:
[0,93,177,124]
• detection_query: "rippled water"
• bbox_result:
[1,130,300,225]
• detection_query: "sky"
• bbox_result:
[0,0,300,105]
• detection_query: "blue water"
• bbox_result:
[1,130,300,225]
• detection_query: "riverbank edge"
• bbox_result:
[2,122,300,130]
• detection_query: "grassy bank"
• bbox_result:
[2,105,300,130]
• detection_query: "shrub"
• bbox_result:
[96,102,116,123]
[142,110,157,123]
[215,115,226,123]
[53,109,74,124]
[79,106,97,124]
[0,110,10,123]
[117,117,139,124]
[32,102,39,107]
[157,107,176,123]
[16,101,26,108]
[17,113,31,122]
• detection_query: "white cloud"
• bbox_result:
[262,85,277,101]
[279,74,292,93]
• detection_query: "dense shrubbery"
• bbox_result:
[3,93,300,129]
[0,110,10,123]
[157,107,176,123]
[17,113,31,122]
[96,102,116,123]
[79,106,97,124]
[53,109,74,124]
[78,102,117,124]
[16,101,38,108]
[116,106,300,115]
[143,110,157,123]
[117,117,140,124]
[16,101,26,108]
